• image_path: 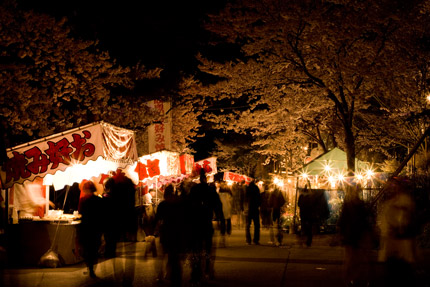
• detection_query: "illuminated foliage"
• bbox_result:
[185,0,430,172]
[0,3,163,149]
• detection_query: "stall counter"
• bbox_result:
[7,219,82,267]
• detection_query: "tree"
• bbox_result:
[185,0,430,174]
[0,3,163,151]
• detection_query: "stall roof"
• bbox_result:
[295,147,370,176]
[1,121,137,189]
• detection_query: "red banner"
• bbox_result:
[223,172,252,184]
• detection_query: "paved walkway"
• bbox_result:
[1,228,429,287]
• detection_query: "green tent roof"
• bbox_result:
[296,148,370,176]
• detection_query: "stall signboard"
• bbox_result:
[146,100,172,154]
[193,157,217,176]
[135,150,181,180]
[130,150,184,188]
[180,154,194,175]
[1,122,138,189]
[223,172,253,184]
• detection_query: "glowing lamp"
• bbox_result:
[365,169,374,179]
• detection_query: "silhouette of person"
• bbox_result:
[298,186,313,246]
[217,181,233,247]
[109,174,138,287]
[269,186,286,246]
[378,178,419,287]
[243,180,261,245]
[338,184,374,286]
[188,169,225,286]
[78,180,103,278]
[101,177,117,258]
[154,184,185,287]
[260,183,272,230]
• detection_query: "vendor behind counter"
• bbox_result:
[13,178,55,220]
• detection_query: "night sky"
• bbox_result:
[17,0,226,73]
[15,0,229,160]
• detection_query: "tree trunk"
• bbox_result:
[344,126,356,176]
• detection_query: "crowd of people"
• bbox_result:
[77,171,424,287]
[78,175,137,286]
[76,171,294,287]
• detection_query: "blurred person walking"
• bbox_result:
[338,184,374,287]
[188,169,225,286]
[269,185,286,246]
[298,185,313,247]
[218,181,233,247]
[378,178,419,287]
[78,180,104,278]
[154,184,186,287]
[101,177,117,258]
[109,174,138,287]
[260,183,272,230]
[242,180,261,245]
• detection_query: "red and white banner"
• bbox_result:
[134,150,181,181]
[1,122,137,188]
[146,100,172,154]
[180,154,194,175]
[193,157,217,176]
[223,172,253,184]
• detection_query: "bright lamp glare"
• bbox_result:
[273,177,284,187]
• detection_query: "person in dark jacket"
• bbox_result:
[338,184,374,286]
[298,186,313,247]
[260,183,272,230]
[78,180,104,278]
[109,174,138,287]
[269,186,286,246]
[188,170,225,286]
[101,177,117,258]
[242,180,261,245]
[154,184,185,287]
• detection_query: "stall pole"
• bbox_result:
[45,185,50,216]
[155,177,158,205]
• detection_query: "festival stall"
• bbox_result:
[296,147,372,188]
[0,121,138,266]
[130,150,194,205]
[293,148,374,233]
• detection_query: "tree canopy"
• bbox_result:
[183,0,430,173]
[0,3,202,156]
